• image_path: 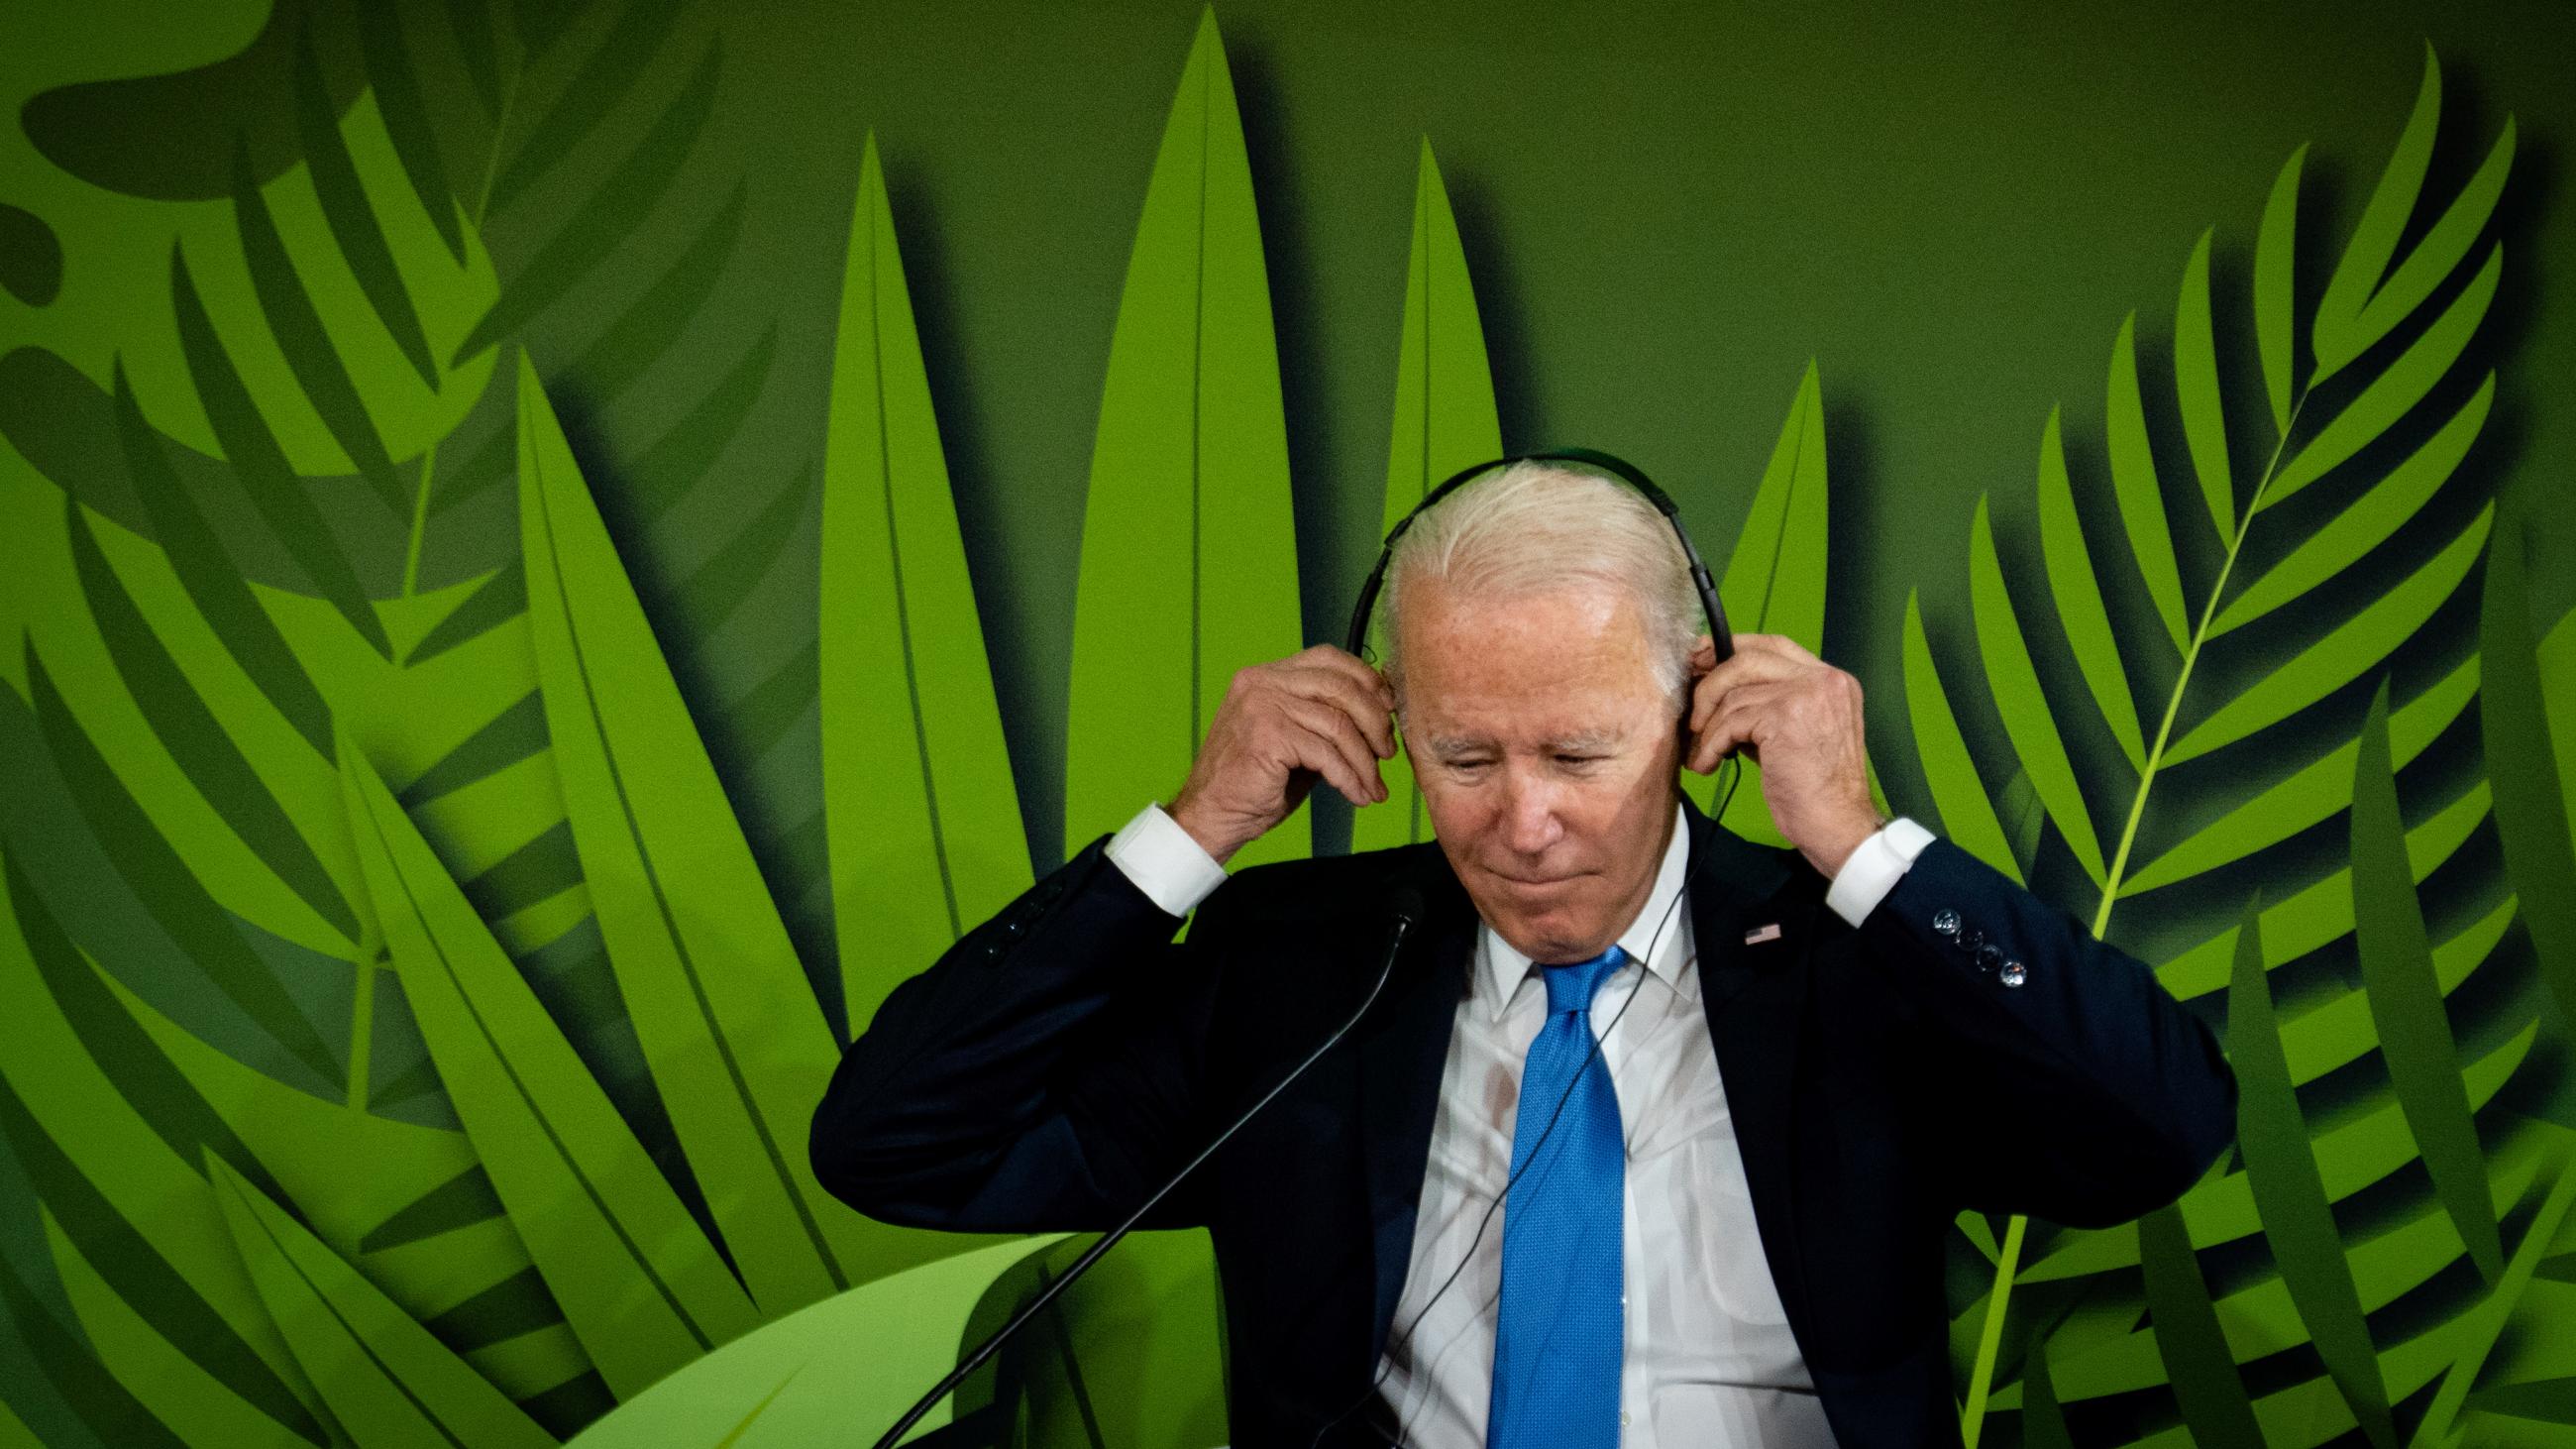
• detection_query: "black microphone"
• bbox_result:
[869,884,1427,1449]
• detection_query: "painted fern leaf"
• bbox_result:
[1899,48,2526,1448]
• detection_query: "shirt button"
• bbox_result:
[1621,1411,1632,1427]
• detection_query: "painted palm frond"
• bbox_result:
[1350,138,1503,855]
[1897,48,2535,1448]
[820,131,1032,1043]
[1065,7,1304,867]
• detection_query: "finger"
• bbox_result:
[1691,686,1778,773]
[1282,697,1387,804]
[1689,650,1800,729]
[1733,631,1823,667]
[1297,644,1399,710]
[1284,665,1399,757]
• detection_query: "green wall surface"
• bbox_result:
[3,1,2574,1446]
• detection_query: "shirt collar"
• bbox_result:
[1477,798,1694,1022]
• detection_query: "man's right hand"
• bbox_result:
[1166,645,1400,865]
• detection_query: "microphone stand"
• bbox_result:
[869,890,1424,1449]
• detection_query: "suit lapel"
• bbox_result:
[1682,795,1816,1332]
[1356,842,1477,1365]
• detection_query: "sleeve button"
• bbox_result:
[1976,943,2001,973]
[2000,959,2028,987]
[1933,908,1961,936]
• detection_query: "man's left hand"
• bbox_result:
[1683,632,1883,878]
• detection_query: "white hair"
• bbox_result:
[1373,459,1701,715]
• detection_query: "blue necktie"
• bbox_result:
[1488,945,1628,1448]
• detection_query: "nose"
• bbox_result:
[1497,763,1563,857]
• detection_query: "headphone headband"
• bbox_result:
[1342,448,1734,669]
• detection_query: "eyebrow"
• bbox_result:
[1427,727,1622,761]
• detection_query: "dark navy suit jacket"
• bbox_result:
[810,794,2237,1446]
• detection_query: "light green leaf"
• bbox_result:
[1900,590,2022,884]
[2167,502,2488,766]
[1695,360,1831,845]
[2174,229,2234,543]
[2035,406,2144,771]
[2268,242,2499,506]
[516,356,874,1315]
[1967,495,2106,884]
[2122,652,2474,896]
[209,1156,556,1449]
[820,131,1032,1049]
[2311,43,2441,384]
[1065,8,1306,866]
[2228,893,2396,1447]
[338,724,760,1397]
[2214,374,2490,636]
[2352,681,2501,1283]
[1353,137,1501,855]
[2255,144,2306,438]
[562,1236,1066,1448]
[2103,313,2191,652]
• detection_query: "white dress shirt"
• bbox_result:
[1106,797,1936,1447]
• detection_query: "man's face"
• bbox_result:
[1396,578,1682,964]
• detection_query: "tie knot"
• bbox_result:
[1541,945,1627,1016]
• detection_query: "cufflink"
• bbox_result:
[1744,923,1782,946]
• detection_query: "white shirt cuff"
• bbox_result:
[1105,802,1230,918]
[1825,817,1937,928]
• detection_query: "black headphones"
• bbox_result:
[1342,447,1735,675]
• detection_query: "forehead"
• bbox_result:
[1399,583,1663,741]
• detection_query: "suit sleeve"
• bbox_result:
[1853,837,2239,1228]
[806,833,1225,1235]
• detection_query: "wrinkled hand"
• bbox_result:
[1683,632,1883,877]
[1168,645,1398,864]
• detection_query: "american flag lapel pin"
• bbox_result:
[1743,922,1783,946]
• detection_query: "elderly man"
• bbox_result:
[810,461,2236,1448]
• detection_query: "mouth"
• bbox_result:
[1492,868,1584,887]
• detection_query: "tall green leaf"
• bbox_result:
[819,131,1031,1043]
[338,723,761,1397]
[515,357,870,1315]
[1065,7,1305,867]
[1351,137,1501,855]
[1691,360,1832,845]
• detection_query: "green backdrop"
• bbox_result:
[3,1,2574,1445]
